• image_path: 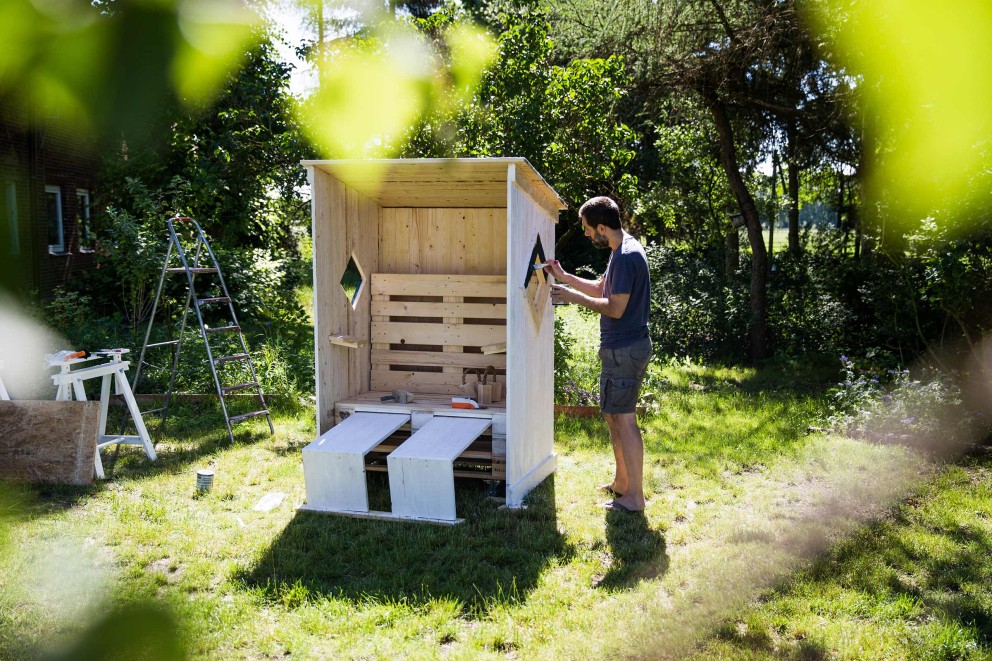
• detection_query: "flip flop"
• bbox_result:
[601,500,642,513]
[597,484,623,497]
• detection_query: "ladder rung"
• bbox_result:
[229,410,270,424]
[221,382,259,394]
[197,297,231,306]
[204,324,240,334]
[141,407,167,415]
[146,340,180,348]
[214,353,250,365]
[165,267,218,274]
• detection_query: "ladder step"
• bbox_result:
[141,407,167,415]
[165,267,218,274]
[229,410,270,424]
[146,340,180,348]
[221,382,259,394]
[214,353,250,365]
[204,324,241,334]
[197,296,231,306]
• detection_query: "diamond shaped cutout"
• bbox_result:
[339,254,365,308]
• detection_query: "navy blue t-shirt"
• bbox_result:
[600,232,651,349]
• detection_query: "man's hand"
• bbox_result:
[550,283,579,305]
[543,259,565,280]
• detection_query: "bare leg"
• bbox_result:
[604,414,628,494]
[603,412,645,510]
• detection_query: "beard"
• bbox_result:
[591,233,610,249]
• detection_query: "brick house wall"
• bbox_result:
[0,98,100,299]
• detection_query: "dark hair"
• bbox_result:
[578,196,621,230]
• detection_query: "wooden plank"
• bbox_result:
[371,350,506,369]
[370,371,470,393]
[329,335,367,349]
[371,321,505,346]
[311,168,349,434]
[482,342,507,355]
[505,168,557,507]
[305,412,409,455]
[387,416,492,521]
[372,300,506,319]
[303,158,566,211]
[302,412,410,512]
[371,274,505,298]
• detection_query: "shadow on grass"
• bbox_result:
[238,474,574,616]
[596,510,669,590]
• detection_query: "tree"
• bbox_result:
[101,34,310,251]
[549,0,851,363]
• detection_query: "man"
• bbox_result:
[547,196,652,513]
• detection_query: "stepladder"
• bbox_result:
[130,215,274,444]
[50,349,156,479]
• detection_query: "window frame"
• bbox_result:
[45,185,65,254]
[76,188,92,252]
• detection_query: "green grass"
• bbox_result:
[0,374,990,659]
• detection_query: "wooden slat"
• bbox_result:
[371,350,506,369]
[482,342,507,355]
[371,274,505,298]
[329,334,367,349]
[371,321,504,346]
[373,300,506,319]
[371,371,475,394]
[306,412,410,455]
[389,417,491,461]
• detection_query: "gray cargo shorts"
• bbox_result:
[598,337,652,414]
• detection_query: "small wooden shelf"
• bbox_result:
[329,334,367,349]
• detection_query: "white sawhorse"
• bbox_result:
[51,351,156,479]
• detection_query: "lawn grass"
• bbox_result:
[0,370,990,659]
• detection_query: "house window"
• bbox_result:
[3,182,18,256]
[77,189,92,251]
[46,185,64,253]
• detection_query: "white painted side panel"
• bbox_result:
[302,412,409,512]
[505,167,557,507]
[387,416,491,520]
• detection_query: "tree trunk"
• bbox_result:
[725,228,739,278]
[705,91,769,363]
[787,120,801,256]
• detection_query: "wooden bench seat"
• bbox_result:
[302,412,410,513]
[387,416,492,522]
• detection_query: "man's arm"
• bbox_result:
[545,261,604,297]
[551,286,630,319]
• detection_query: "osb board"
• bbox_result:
[378,208,507,275]
[0,401,98,485]
[301,158,566,213]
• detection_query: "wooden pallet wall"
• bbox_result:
[371,274,507,394]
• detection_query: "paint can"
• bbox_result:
[195,469,214,492]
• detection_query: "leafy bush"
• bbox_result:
[553,305,602,405]
[825,354,983,452]
[645,243,749,362]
